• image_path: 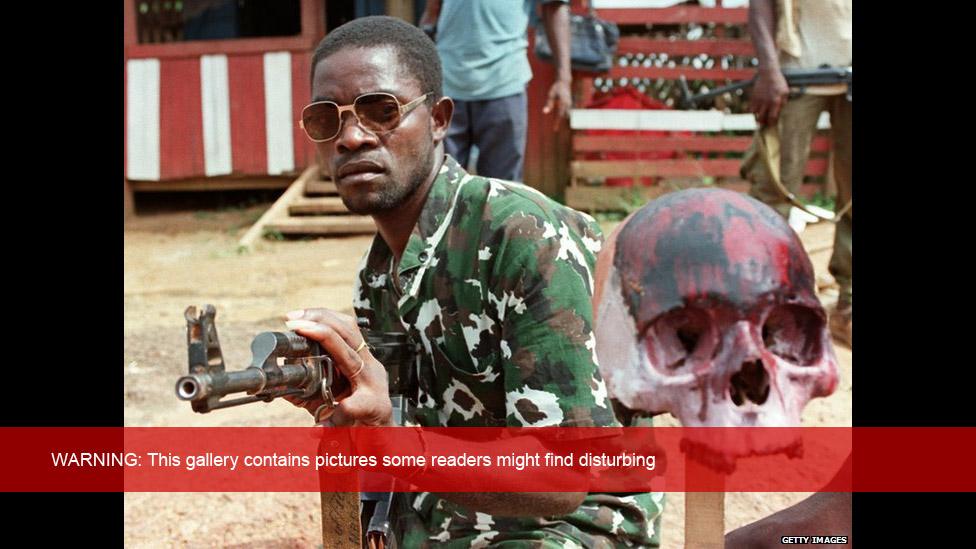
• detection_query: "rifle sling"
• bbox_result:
[757,125,852,223]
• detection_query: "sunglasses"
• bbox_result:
[300,92,432,142]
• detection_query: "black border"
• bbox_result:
[2,1,124,542]
[5,1,973,544]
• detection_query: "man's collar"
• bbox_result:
[413,154,467,248]
[362,154,470,289]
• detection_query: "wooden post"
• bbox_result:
[301,0,327,43]
[320,491,362,548]
[124,179,135,220]
[684,457,726,549]
[385,0,416,22]
[124,1,136,219]
[318,429,363,548]
[825,140,837,198]
[526,26,571,198]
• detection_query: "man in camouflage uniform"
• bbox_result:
[284,16,662,547]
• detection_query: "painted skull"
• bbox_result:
[593,189,838,456]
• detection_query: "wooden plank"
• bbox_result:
[200,54,233,177]
[319,491,361,549]
[126,36,316,60]
[567,185,668,211]
[573,135,831,153]
[306,179,338,195]
[573,109,723,131]
[596,7,749,25]
[685,459,726,549]
[124,0,137,47]
[385,0,416,21]
[292,50,318,172]
[300,0,326,43]
[128,176,294,192]
[159,57,205,180]
[571,157,828,178]
[616,37,754,56]
[592,0,748,7]
[289,196,349,215]
[264,52,296,176]
[565,181,823,211]
[574,159,743,177]
[605,66,755,81]
[124,178,135,219]
[266,215,376,235]
[228,55,269,176]
[126,58,161,181]
[526,28,572,199]
[566,182,748,211]
[238,165,318,249]
[570,109,832,132]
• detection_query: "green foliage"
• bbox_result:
[262,228,285,241]
[593,211,627,222]
[806,191,836,211]
[618,187,649,213]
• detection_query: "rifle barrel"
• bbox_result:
[176,362,311,402]
[681,67,852,109]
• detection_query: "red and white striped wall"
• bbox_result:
[125,50,317,181]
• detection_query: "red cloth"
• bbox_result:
[582,87,689,187]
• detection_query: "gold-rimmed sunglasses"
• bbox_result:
[299,92,432,142]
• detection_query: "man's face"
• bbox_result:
[311,46,441,215]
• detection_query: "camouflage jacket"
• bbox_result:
[353,155,663,547]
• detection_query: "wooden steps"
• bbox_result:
[237,165,375,249]
[288,196,348,215]
[264,215,376,235]
[305,179,338,196]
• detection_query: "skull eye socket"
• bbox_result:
[762,304,824,365]
[645,307,714,374]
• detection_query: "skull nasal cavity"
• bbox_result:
[730,360,770,406]
[677,326,699,353]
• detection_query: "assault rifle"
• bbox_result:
[679,66,852,110]
[175,304,415,548]
[176,304,337,413]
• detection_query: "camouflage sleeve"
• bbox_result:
[352,247,400,333]
[352,252,376,327]
[490,209,619,428]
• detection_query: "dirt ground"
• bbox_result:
[123,202,852,548]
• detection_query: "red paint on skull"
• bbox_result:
[593,189,839,459]
[613,188,819,332]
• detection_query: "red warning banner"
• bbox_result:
[0,427,970,492]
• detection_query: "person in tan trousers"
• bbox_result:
[740,0,852,348]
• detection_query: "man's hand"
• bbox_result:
[751,69,789,128]
[724,492,852,548]
[541,1,572,131]
[282,308,393,427]
[747,0,788,128]
[543,79,572,130]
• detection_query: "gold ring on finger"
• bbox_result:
[349,358,365,379]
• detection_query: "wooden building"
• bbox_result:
[125,1,824,223]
